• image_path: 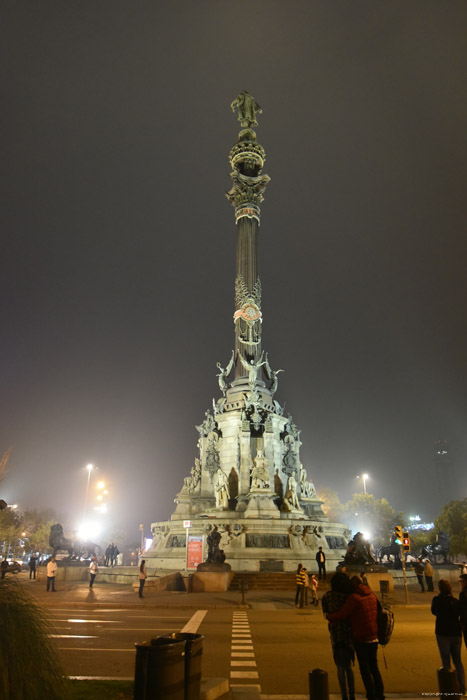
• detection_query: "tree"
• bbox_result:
[341,493,405,549]
[435,498,467,557]
[0,508,22,557]
[317,487,343,522]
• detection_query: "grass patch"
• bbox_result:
[69,679,134,699]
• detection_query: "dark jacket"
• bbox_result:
[431,594,462,636]
[322,590,353,650]
[459,589,467,627]
[326,583,379,643]
[316,550,326,564]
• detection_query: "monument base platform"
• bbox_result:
[191,570,235,592]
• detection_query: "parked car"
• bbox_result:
[6,560,23,573]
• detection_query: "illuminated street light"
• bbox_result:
[97,481,105,490]
[357,473,369,494]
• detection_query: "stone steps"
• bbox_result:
[229,572,297,590]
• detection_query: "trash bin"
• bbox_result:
[163,632,204,700]
[380,580,389,596]
[134,637,185,700]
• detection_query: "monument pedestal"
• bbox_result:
[193,562,234,591]
[244,488,280,519]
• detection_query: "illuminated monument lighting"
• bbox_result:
[146,94,350,573]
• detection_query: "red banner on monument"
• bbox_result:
[187,535,204,570]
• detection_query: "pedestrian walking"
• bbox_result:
[413,559,425,592]
[104,544,112,566]
[139,559,147,598]
[1,558,8,580]
[294,563,306,608]
[424,559,434,592]
[29,554,37,579]
[316,546,326,580]
[112,545,119,567]
[322,573,355,700]
[46,556,57,592]
[459,574,467,651]
[326,574,385,700]
[310,574,319,606]
[89,556,99,588]
[431,579,465,694]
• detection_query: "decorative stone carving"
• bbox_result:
[227,170,271,210]
[264,353,284,396]
[250,449,270,489]
[245,534,290,549]
[182,458,201,494]
[214,468,230,509]
[231,91,262,129]
[239,352,267,391]
[235,275,262,309]
[204,431,220,479]
[282,434,298,477]
[216,351,235,396]
[281,475,302,513]
[196,410,216,437]
[299,463,317,498]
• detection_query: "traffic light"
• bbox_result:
[402,532,410,551]
[394,526,403,544]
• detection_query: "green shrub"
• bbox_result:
[0,577,70,700]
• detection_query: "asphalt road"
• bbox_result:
[41,601,448,695]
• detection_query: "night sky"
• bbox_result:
[1,2,467,540]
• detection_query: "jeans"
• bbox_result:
[29,569,36,579]
[333,646,355,700]
[436,635,465,693]
[295,585,305,606]
[416,574,425,592]
[139,579,145,598]
[46,576,55,591]
[318,563,326,579]
[425,575,434,591]
[354,642,384,700]
[89,573,96,588]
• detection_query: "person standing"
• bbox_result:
[316,547,326,580]
[459,574,467,651]
[29,554,37,580]
[310,574,319,606]
[295,563,306,608]
[1,558,8,580]
[105,544,112,566]
[431,579,465,694]
[424,559,434,592]
[413,559,425,592]
[112,545,119,567]
[89,556,99,589]
[139,559,147,598]
[302,567,309,606]
[322,573,355,700]
[46,556,57,592]
[326,575,385,700]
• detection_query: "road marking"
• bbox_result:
[180,609,207,634]
[49,635,97,639]
[59,648,134,652]
[230,671,259,678]
[54,619,122,624]
[230,611,261,691]
[231,661,257,667]
[128,615,189,619]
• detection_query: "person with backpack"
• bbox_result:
[431,579,465,695]
[322,573,356,700]
[326,575,385,700]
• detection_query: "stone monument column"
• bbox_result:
[227,92,270,391]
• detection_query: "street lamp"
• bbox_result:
[84,463,93,517]
[357,473,369,494]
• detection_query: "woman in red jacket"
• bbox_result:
[326,575,384,700]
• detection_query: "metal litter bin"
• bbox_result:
[163,632,204,700]
[134,637,185,700]
[380,580,389,597]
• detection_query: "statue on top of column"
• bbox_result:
[231,91,262,129]
[239,352,267,391]
[216,350,235,396]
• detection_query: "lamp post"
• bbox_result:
[357,473,369,494]
[84,463,93,517]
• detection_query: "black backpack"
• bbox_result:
[377,599,394,646]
